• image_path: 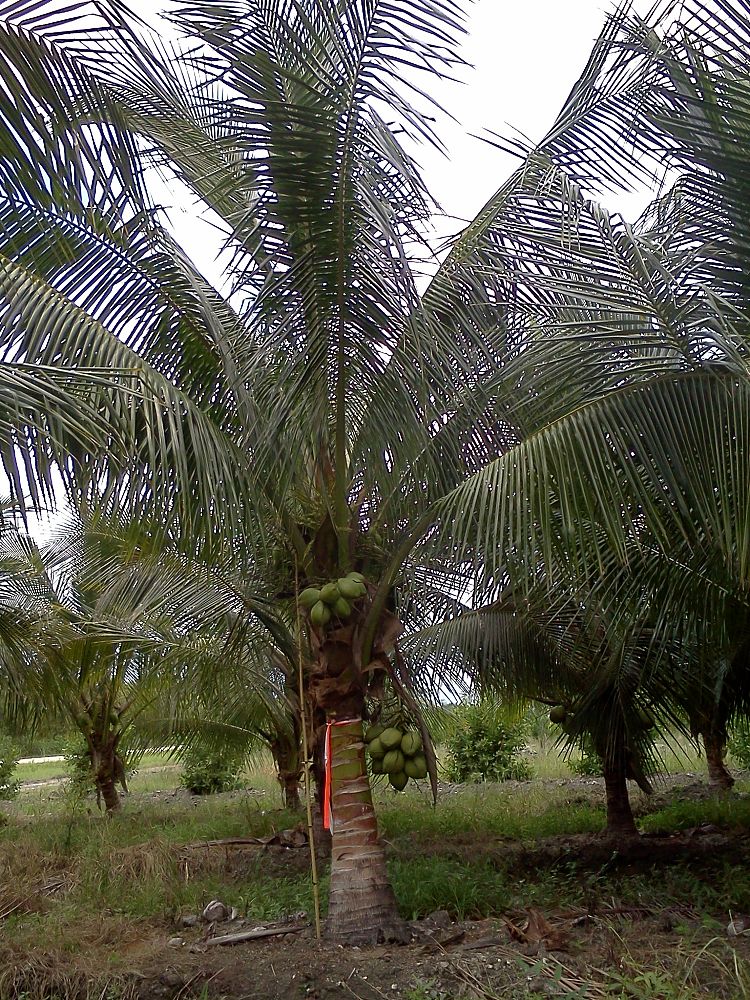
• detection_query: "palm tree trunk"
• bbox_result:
[701,728,734,790]
[311,708,331,856]
[283,772,302,810]
[271,736,303,811]
[324,718,404,944]
[602,754,637,837]
[95,770,121,812]
[90,734,121,813]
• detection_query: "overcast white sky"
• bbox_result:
[133,0,655,283]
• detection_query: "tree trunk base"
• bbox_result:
[603,760,638,838]
[325,890,409,945]
[323,718,405,945]
[703,731,735,791]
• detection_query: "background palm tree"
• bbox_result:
[1,514,281,811]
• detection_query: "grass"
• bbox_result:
[16,750,180,786]
[2,749,750,999]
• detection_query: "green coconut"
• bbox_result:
[346,572,366,584]
[561,717,577,737]
[332,596,352,619]
[338,576,366,600]
[400,731,422,756]
[404,753,427,779]
[380,727,403,750]
[310,601,331,628]
[319,582,341,605]
[370,757,385,775]
[298,587,322,610]
[549,705,567,725]
[635,707,655,730]
[365,724,384,744]
[389,771,408,791]
[382,749,406,774]
[367,737,385,758]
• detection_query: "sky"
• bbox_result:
[134,0,655,284]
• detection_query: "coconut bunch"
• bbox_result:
[549,703,655,736]
[298,572,367,629]
[364,722,427,791]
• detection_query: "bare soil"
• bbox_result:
[121,882,750,1000]
[4,773,750,999]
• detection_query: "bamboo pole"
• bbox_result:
[295,561,322,940]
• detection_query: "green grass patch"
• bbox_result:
[378,782,605,842]
[642,796,750,835]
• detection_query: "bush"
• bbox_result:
[64,741,96,797]
[180,744,244,795]
[0,738,20,800]
[729,722,750,769]
[444,702,532,783]
[569,745,603,777]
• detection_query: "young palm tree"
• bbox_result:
[0,0,483,942]
[2,515,280,810]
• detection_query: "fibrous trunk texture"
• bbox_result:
[324,718,404,944]
[271,737,303,811]
[702,729,734,790]
[92,746,121,812]
[89,732,126,813]
[602,754,638,837]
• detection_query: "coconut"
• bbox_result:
[310,601,331,627]
[400,731,422,756]
[380,727,403,750]
[549,705,567,725]
[389,771,408,791]
[404,753,427,779]
[370,757,385,775]
[365,724,384,743]
[332,596,352,619]
[367,737,385,758]
[299,587,322,609]
[338,577,366,600]
[635,707,655,730]
[319,582,341,604]
[382,749,406,774]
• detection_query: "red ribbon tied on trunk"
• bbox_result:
[323,718,360,832]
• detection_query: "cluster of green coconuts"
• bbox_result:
[365,724,428,791]
[549,704,655,733]
[299,572,367,628]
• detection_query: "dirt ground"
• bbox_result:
[5,773,750,999]
[123,851,750,1000]
[38,822,745,1000]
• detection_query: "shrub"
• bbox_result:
[0,738,20,800]
[444,702,531,783]
[64,741,96,797]
[569,745,603,777]
[728,722,750,769]
[180,744,244,795]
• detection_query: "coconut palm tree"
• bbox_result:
[0,0,485,943]
[1,514,282,810]
[3,0,750,941]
